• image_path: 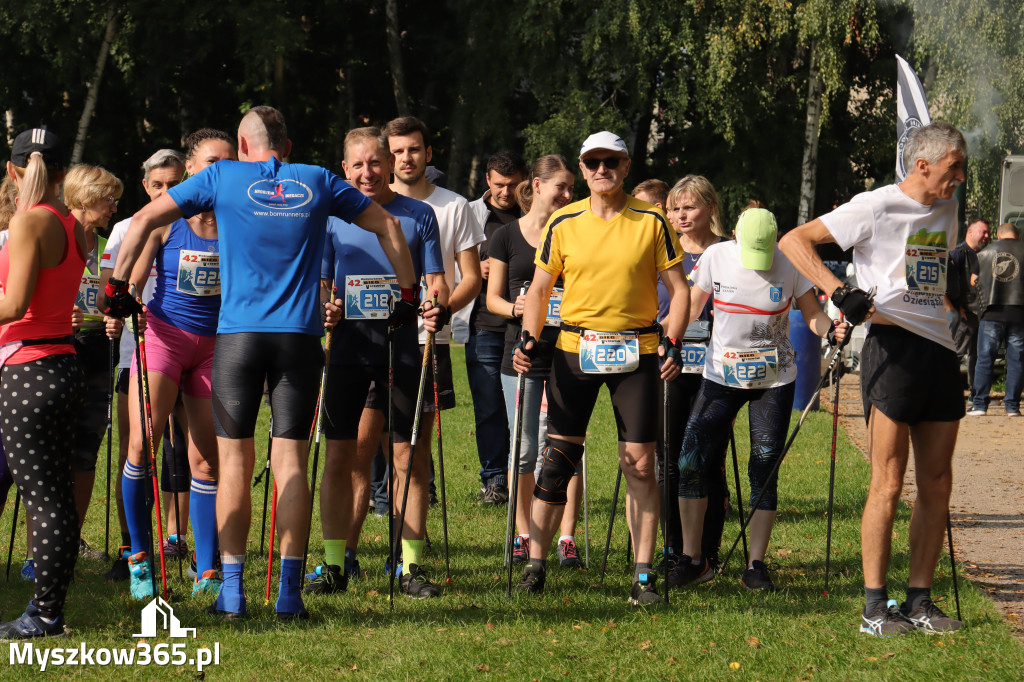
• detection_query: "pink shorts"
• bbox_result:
[130,314,215,398]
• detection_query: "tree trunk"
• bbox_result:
[797,44,823,226]
[385,0,410,116]
[71,8,120,166]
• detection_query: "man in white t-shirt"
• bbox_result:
[382,115,483,592]
[780,121,967,637]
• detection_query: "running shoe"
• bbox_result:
[557,538,582,568]
[512,535,530,563]
[20,559,34,582]
[384,553,403,578]
[741,560,777,592]
[860,599,916,637]
[78,538,107,561]
[966,408,987,416]
[163,535,189,559]
[187,551,222,581]
[104,546,131,582]
[514,564,546,595]
[1006,409,1021,417]
[480,484,509,506]
[629,571,665,606]
[192,570,222,598]
[900,597,963,634]
[666,555,714,588]
[303,564,347,595]
[399,564,441,599]
[374,504,390,518]
[0,605,65,640]
[128,552,156,601]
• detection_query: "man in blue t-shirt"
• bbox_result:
[107,106,420,620]
[308,127,449,598]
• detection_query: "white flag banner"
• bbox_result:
[895,54,931,182]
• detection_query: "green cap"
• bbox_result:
[737,208,777,270]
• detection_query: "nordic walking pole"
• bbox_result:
[386,312,397,609]
[582,448,590,570]
[132,304,168,599]
[661,377,670,605]
[823,360,841,596]
[719,315,864,576]
[428,292,451,583]
[946,512,962,621]
[265,480,277,604]
[255,415,273,556]
[505,333,526,595]
[301,297,334,586]
[728,428,748,566]
[104,336,115,559]
[5,489,20,581]
[391,309,433,609]
[598,467,624,586]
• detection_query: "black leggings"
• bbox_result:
[2,354,86,619]
[678,379,794,511]
[656,373,729,559]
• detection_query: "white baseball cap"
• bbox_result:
[579,131,628,159]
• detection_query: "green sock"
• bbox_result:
[401,539,424,575]
[324,539,346,570]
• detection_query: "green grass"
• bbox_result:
[3,346,1023,679]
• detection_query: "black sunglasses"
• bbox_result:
[581,156,623,171]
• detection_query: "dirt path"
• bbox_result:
[833,380,1024,637]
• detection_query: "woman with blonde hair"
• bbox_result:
[0,128,86,638]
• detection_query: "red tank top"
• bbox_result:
[0,204,85,363]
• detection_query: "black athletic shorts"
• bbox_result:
[860,323,965,425]
[323,362,418,442]
[546,348,658,443]
[421,343,456,412]
[212,332,324,440]
[116,367,131,395]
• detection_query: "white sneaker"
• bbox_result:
[966,408,987,416]
[1006,410,1021,417]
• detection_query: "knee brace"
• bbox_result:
[534,439,585,505]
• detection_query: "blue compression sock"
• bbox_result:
[189,478,218,575]
[276,556,306,615]
[214,558,246,614]
[122,462,151,555]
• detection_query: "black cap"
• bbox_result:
[11,128,64,168]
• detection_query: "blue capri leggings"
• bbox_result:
[678,379,794,511]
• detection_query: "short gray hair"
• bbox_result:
[142,149,186,181]
[904,121,967,169]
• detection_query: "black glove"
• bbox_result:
[101,277,142,319]
[660,336,682,366]
[514,332,538,360]
[430,303,453,330]
[830,284,873,326]
[826,322,838,347]
[386,287,420,329]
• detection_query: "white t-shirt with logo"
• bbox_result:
[819,184,956,350]
[420,185,484,344]
[101,217,159,369]
[692,240,812,389]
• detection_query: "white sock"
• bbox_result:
[558,535,574,544]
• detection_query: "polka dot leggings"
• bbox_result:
[2,354,85,620]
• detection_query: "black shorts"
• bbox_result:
[71,330,113,473]
[860,324,965,425]
[211,332,324,440]
[116,367,131,395]
[546,348,658,443]
[322,362,418,442]
[421,343,456,412]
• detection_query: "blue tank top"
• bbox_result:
[147,218,221,336]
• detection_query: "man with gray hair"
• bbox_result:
[781,121,966,636]
[969,221,1024,417]
[107,106,419,620]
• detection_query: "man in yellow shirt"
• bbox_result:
[513,131,689,605]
